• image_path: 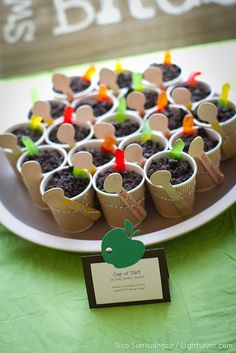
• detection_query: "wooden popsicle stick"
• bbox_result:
[42,187,101,221]
[75,105,96,126]
[189,136,224,184]
[56,123,76,147]
[150,170,192,216]
[0,133,22,154]
[124,143,146,166]
[103,173,147,221]
[94,122,116,139]
[99,68,119,95]
[32,101,53,125]
[127,92,146,116]
[21,160,43,181]
[149,113,170,137]
[197,102,226,137]
[172,87,192,109]
[143,67,164,89]
[197,102,235,156]
[52,73,74,102]
[72,151,96,174]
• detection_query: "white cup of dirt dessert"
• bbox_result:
[40,151,101,233]
[17,142,67,210]
[93,149,147,228]
[0,119,47,180]
[144,139,197,218]
[169,114,224,192]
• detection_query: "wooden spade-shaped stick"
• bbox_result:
[21,161,47,208]
[172,87,192,109]
[124,143,146,166]
[197,102,235,157]
[99,68,119,95]
[143,67,164,89]
[72,151,96,174]
[94,122,116,139]
[104,173,147,221]
[21,161,43,183]
[32,101,53,125]
[150,170,192,216]
[149,113,170,137]
[42,187,101,221]
[197,102,226,137]
[189,137,224,184]
[75,105,96,126]
[127,92,146,116]
[0,133,22,155]
[52,73,74,102]
[57,123,76,147]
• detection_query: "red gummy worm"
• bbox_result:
[187,72,201,86]
[114,149,126,172]
[63,106,74,124]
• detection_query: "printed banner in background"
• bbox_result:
[1,0,236,77]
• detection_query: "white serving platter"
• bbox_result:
[0,151,235,253]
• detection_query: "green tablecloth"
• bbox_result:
[0,204,235,353]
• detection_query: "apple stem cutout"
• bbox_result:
[124,143,146,166]
[99,68,119,95]
[42,187,101,221]
[32,101,53,126]
[127,92,146,117]
[52,73,74,102]
[149,113,170,137]
[72,151,97,175]
[172,87,192,110]
[101,219,145,269]
[103,172,147,222]
[189,136,224,184]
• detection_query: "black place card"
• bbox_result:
[81,249,170,309]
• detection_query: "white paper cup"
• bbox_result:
[45,118,93,150]
[194,98,236,160]
[68,139,116,169]
[17,145,67,210]
[169,127,222,192]
[100,111,143,142]
[71,92,119,121]
[52,75,96,101]
[2,122,47,179]
[166,80,214,110]
[93,162,146,228]
[144,103,190,136]
[144,151,197,218]
[40,166,95,233]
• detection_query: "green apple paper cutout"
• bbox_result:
[102,219,145,269]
